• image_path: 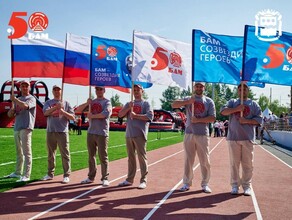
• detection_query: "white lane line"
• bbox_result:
[143,138,225,220]
[144,139,264,220]
[28,174,127,220]
[0,136,180,166]
[251,143,292,219]
[258,145,292,169]
[144,163,200,220]
[0,161,15,166]
[0,135,14,138]
[250,185,263,220]
[28,146,184,220]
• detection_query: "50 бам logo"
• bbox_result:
[7,12,49,39]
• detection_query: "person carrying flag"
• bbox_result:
[172,82,216,193]
[221,83,262,196]
[42,85,75,184]
[118,84,153,189]
[76,86,112,187]
[5,80,36,182]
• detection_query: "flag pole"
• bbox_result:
[241,26,248,118]
[191,81,194,115]
[61,33,69,101]
[9,32,15,107]
[191,30,195,116]
[89,86,92,106]
[240,81,244,117]
[88,36,93,115]
[130,30,135,114]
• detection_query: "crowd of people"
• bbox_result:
[210,120,229,137]
[68,115,83,135]
[5,81,264,196]
[263,112,292,131]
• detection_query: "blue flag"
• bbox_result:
[193,30,243,85]
[242,25,292,86]
[90,36,152,88]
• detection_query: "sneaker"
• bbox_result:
[42,175,53,181]
[137,182,147,189]
[62,177,70,184]
[102,180,109,187]
[118,180,132,187]
[243,187,252,196]
[202,185,212,193]
[81,178,93,184]
[4,173,20,178]
[179,184,190,192]
[16,176,30,182]
[231,186,239,195]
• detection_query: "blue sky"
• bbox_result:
[0,0,291,108]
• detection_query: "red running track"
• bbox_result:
[0,137,291,220]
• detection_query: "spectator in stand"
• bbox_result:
[219,121,225,137]
[209,122,213,137]
[284,113,289,130]
[224,120,229,137]
[289,111,292,129]
[81,112,86,124]
[77,116,82,135]
[213,120,220,137]
[270,112,277,130]
[279,112,284,130]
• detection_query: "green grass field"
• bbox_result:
[0,128,183,192]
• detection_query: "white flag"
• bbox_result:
[132,31,191,89]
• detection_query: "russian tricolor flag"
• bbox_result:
[64,33,130,92]
[63,33,90,85]
[12,36,65,78]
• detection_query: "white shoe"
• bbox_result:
[231,186,239,195]
[102,180,109,187]
[16,176,30,182]
[243,187,252,196]
[179,184,190,192]
[5,173,20,178]
[202,185,212,193]
[42,175,53,181]
[138,182,147,189]
[118,180,132,187]
[62,177,70,184]
[81,178,93,184]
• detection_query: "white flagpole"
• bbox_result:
[192,81,194,116]
[9,32,15,109]
[240,81,244,117]
[131,30,136,103]
[61,33,69,101]
[130,30,136,118]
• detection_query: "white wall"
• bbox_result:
[264,130,292,149]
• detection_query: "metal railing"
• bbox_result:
[263,116,292,131]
